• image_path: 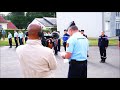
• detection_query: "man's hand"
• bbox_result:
[61,55,65,59]
[60,52,66,59]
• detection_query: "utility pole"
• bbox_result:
[102,12,105,32]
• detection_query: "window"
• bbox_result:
[116,12,120,17]
[105,21,109,31]
[116,22,120,29]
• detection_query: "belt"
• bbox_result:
[69,59,87,64]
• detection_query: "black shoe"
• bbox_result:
[87,55,89,57]
[9,47,12,48]
[100,59,105,63]
[100,60,104,63]
[55,53,58,55]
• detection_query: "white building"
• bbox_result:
[57,12,120,38]
[30,17,56,30]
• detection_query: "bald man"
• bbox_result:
[16,24,57,78]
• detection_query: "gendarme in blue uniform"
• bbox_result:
[66,32,89,61]
[62,33,70,42]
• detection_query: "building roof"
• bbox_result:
[35,17,56,27]
[43,17,56,26]
[7,21,18,30]
[0,16,8,23]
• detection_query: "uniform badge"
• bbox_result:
[66,43,69,47]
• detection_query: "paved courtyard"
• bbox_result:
[0,46,120,78]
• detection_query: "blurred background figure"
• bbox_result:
[24,31,28,43]
[67,21,76,30]
[8,32,12,48]
[80,30,89,57]
[62,29,70,51]
[14,30,18,48]
[1,28,6,41]
[57,31,61,52]
[98,31,109,63]
[52,31,59,55]
[19,30,24,45]
[80,30,88,38]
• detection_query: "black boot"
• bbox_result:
[100,56,104,63]
[102,57,107,63]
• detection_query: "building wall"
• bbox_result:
[57,12,103,38]
[0,23,7,29]
[110,12,116,37]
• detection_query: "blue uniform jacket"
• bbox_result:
[62,33,70,42]
[98,35,109,47]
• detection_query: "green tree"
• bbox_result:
[4,12,56,29]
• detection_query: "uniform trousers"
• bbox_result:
[57,39,61,51]
[99,47,106,61]
[14,37,18,47]
[63,42,67,51]
[68,60,87,78]
[9,38,12,47]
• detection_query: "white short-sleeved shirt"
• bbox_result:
[66,32,89,61]
[14,32,18,37]
[19,32,24,39]
[8,33,12,39]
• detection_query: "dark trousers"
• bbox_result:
[20,38,23,45]
[25,37,28,43]
[18,37,20,45]
[68,60,87,78]
[57,39,61,51]
[14,37,18,47]
[63,42,67,51]
[9,38,12,47]
[54,46,58,55]
[99,47,106,61]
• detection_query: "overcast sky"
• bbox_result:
[0,12,11,16]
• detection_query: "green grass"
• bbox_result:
[89,39,118,46]
[0,38,25,46]
[0,38,119,46]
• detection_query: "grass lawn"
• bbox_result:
[0,38,119,46]
[88,39,118,46]
[0,38,25,46]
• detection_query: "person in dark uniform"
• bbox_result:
[8,32,12,48]
[57,31,61,52]
[52,31,59,55]
[14,30,18,48]
[41,31,47,46]
[80,30,88,38]
[67,21,76,30]
[80,30,89,57]
[62,29,70,51]
[25,31,28,43]
[19,30,24,45]
[98,31,109,63]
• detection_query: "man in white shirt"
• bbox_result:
[16,24,57,78]
[14,30,18,48]
[8,32,12,48]
[19,30,24,45]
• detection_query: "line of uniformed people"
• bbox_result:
[8,30,28,48]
